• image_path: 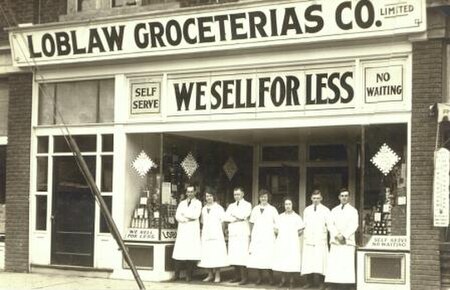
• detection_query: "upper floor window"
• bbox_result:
[38,79,114,125]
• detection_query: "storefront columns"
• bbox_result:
[5,73,33,272]
[411,39,445,290]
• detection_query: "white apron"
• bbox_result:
[272,212,305,273]
[172,198,202,261]
[325,203,358,284]
[198,203,229,268]
[225,199,252,266]
[247,204,278,269]
[302,203,330,275]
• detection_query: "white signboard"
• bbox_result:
[167,67,355,115]
[434,148,450,227]
[9,0,426,67]
[365,236,409,250]
[125,228,158,241]
[365,65,403,103]
[130,82,160,114]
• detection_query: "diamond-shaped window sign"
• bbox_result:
[181,152,199,179]
[132,150,157,178]
[223,157,238,181]
[370,143,401,176]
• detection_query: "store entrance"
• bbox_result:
[51,156,95,267]
[306,167,349,210]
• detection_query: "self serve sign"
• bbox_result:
[131,82,160,114]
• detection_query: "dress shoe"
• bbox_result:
[238,278,248,285]
[202,275,213,282]
[278,279,286,288]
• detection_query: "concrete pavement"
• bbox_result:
[0,271,319,290]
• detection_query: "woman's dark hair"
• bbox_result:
[283,196,295,205]
[204,191,217,201]
[258,189,271,202]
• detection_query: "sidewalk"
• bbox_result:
[0,272,314,290]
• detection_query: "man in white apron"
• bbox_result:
[224,187,252,285]
[302,190,330,289]
[172,185,202,282]
[325,189,359,290]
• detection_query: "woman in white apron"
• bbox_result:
[247,189,278,285]
[272,197,305,288]
[198,192,228,283]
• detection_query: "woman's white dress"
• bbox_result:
[272,211,305,273]
[198,202,229,268]
[247,204,278,269]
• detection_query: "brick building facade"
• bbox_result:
[1,1,450,290]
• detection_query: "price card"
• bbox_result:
[374,212,382,222]
[140,197,148,205]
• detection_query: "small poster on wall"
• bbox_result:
[130,81,161,115]
[433,148,450,227]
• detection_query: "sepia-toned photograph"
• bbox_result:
[0,0,446,289]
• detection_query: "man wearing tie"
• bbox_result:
[302,190,330,289]
[325,189,359,290]
[172,185,202,282]
[224,187,252,285]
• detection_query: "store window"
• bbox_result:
[38,79,114,125]
[362,124,407,244]
[124,133,253,242]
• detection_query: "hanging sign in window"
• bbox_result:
[130,82,160,114]
[433,148,450,227]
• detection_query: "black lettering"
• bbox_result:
[306,74,314,104]
[340,72,354,103]
[305,4,324,33]
[336,1,352,30]
[211,81,222,110]
[270,9,279,37]
[259,78,270,107]
[246,79,256,108]
[198,17,215,43]
[166,20,182,46]
[27,35,42,58]
[174,83,194,111]
[315,73,327,104]
[149,22,166,48]
[134,23,149,49]
[195,82,207,110]
[271,77,286,106]
[71,30,86,54]
[230,13,247,40]
[327,73,341,104]
[42,33,56,57]
[235,80,245,108]
[249,11,268,39]
[214,15,229,41]
[183,18,197,44]
[102,25,124,51]
[355,0,375,29]
[222,80,234,109]
[286,76,300,106]
[87,28,106,53]
[281,7,302,36]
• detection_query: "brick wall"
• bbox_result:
[411,39,445,290]
[5,73,32,272]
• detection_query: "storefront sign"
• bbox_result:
[167,68,354,115]
[9,0,425,67]
[161,229,177,241]
[124,228,158,241]
[130,82,160,114]
[365,236,409,250]
[365,66,403,103]
[433,148,450,227]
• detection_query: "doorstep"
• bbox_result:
[30,263,113,279]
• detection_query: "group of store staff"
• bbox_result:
[172,185,358,290]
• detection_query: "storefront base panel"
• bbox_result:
[111,243,175,282]
[30,264,113,279]
[357,250,410,290]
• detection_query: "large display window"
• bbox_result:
[361,124,408,249]
[124,133,253,242]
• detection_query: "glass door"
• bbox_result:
[51,156,96,267]
[306,167,348,210]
